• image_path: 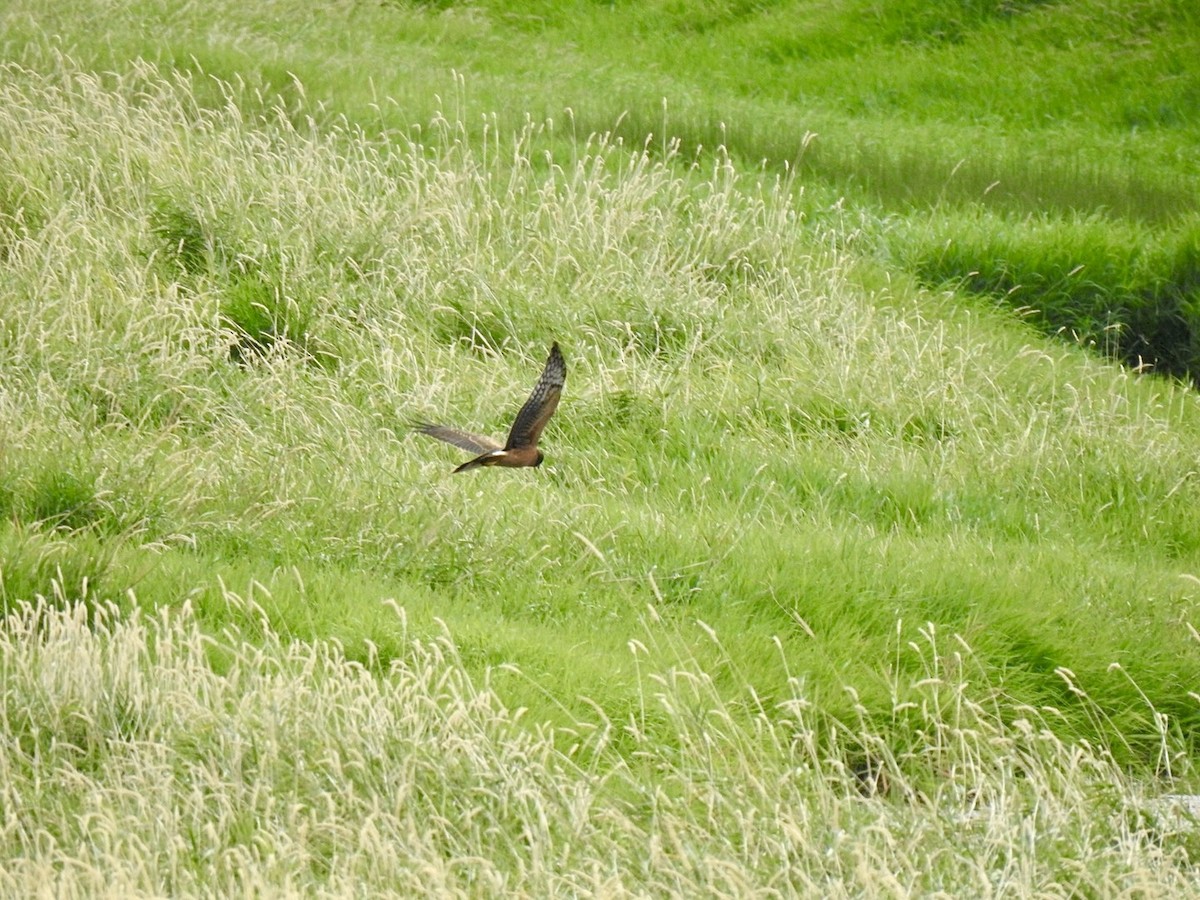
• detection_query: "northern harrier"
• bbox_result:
[414,342,566,473]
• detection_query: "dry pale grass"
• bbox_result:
[1,596,1197,897]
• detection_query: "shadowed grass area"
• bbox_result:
[887,211,1200,381]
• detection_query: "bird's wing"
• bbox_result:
[505,342,566,451]
[413,422,503,454]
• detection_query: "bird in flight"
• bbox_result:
[414,342,566,473]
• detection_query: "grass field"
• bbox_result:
[2,0,1200,893]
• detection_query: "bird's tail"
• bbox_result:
[452,450,505,474]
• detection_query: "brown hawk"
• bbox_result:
[415,342,566,473]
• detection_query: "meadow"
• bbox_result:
[1,0,1200,894]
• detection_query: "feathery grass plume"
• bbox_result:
[0,597,1197,895]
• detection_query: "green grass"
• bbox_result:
[6,0,1197,376]
[4,596,1200,895]
[888,210,1200,378]
[1,0,1200,892]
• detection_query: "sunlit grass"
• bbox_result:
[4,0,1197,373]
[0,20,1199,893]
[2,596,1198,896]
[2,50,1200,747]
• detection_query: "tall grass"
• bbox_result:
[5,0,1196,224]
[3,51,1200,756]
[2,37,1200,893]
[2,595,1197,896]
[463,0,1200,221]
[6,0,1195,382]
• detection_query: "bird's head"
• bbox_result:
[533,451,545,467]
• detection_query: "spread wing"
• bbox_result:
[413,422,503,455]
[504,342,566,451]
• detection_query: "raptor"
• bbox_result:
[414,342,566,473]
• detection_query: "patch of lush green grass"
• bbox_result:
[464,0,1200,373]
[1,2,1200,890]
[2,49,1198,756]
[887,210,1200,381]
[5,0,1196,377]
[7,0,1197,213]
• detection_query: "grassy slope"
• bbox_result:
[1,0,1200,892]
[498,0,1200,213]
[1,0,1198,759]
[14,0,1198,375]
[487,0,1200,377]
